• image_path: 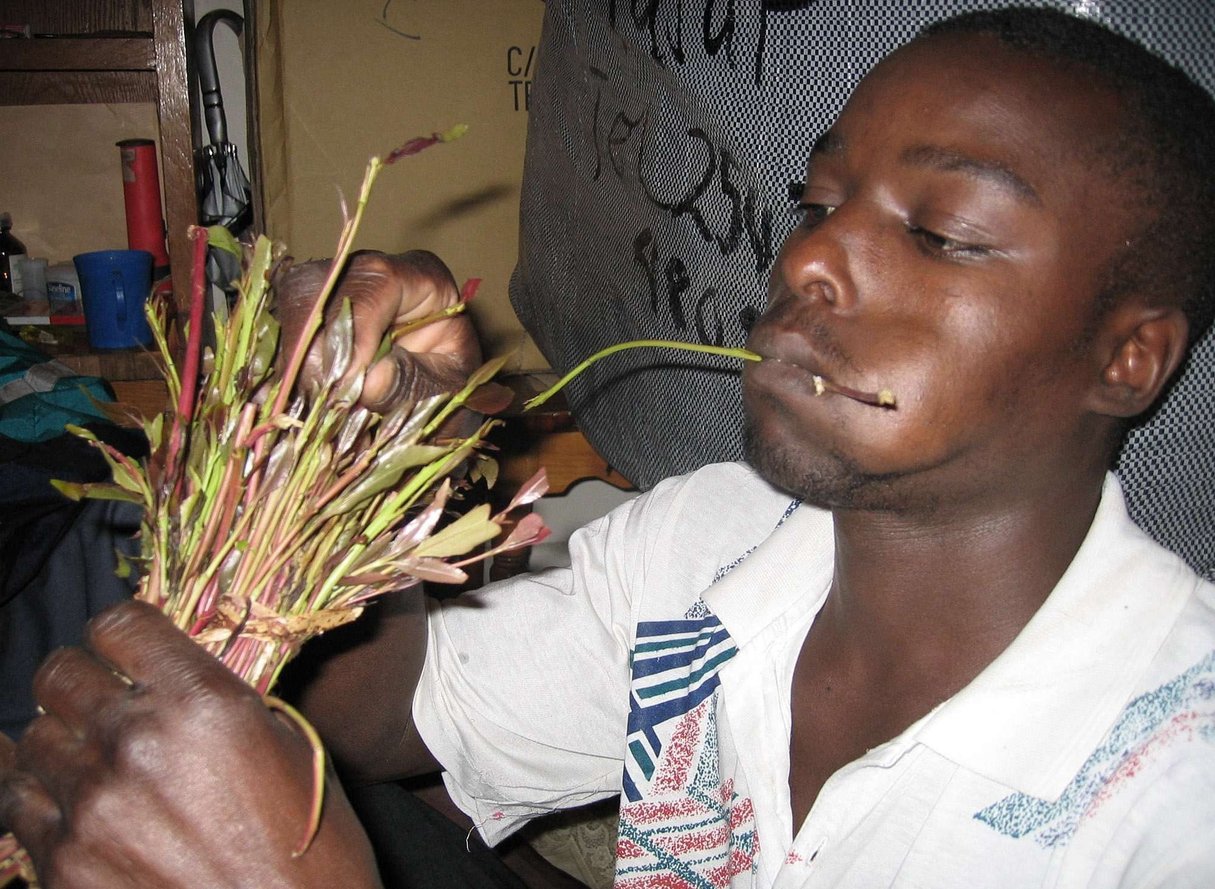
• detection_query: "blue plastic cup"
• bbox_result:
[73,249,155,349]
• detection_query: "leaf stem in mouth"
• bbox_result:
[522,340,897,410]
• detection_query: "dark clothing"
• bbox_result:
[0,428,144,739]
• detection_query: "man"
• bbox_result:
[3,7,1215,887]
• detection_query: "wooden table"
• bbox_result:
[29,324,170,421]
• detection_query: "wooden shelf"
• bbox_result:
[0,0,199,314]
[0,70,156,104]
[0,36,155,73]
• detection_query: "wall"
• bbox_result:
[0,104,159,264]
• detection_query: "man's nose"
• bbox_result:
[776,210,859,313]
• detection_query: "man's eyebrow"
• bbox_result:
[901,145,1041,205]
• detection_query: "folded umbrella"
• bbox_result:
[194,9,253,303]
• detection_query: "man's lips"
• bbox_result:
[748,350,897,409]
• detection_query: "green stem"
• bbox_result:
[272,157,385,418]
[390,302,467,341]
[523,340,762,410]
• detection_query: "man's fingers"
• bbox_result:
[361,349,407,414]
[362,348,479,416]
[30,646,134,735]
[273,249,478,415]
[342,254,409,370]
[81,601,237,697]
[14,713,98,810]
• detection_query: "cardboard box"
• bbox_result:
[255,0,547,368]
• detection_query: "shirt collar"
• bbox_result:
[702,499,835,644]
[916,473,1197,799]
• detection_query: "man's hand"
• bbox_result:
[0,601,383,889]
[276,249,482,413]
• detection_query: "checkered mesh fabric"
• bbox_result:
[509,0,1215,577]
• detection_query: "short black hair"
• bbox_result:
[922,6,1215,345]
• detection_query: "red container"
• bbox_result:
[117,138,172,295]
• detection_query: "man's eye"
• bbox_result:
[907,225,988,258]
[795,203,836,228]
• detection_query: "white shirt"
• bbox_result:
[414,463,1215,887]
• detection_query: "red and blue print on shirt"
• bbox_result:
[617,599,758,888]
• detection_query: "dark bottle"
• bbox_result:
[0,213,28,295]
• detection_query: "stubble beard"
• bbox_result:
[742,416,910,513]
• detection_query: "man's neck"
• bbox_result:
[821,468,1107,683]
[786,470,1107,825]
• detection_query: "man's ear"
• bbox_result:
[1088,303,1190,418]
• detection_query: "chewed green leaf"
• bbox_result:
[464,381,515,415]
[464,354,513,393]
[396,557,468,585]
[244,235,275,305]
[384,443,453,473]
[411,504,500,559]
[249,312,281,382]
[106,455,147,496]
[143,410,165,451]
[322,299,355,388]
[114,551,134,579]
[391,486,449,551]
[499,468,549,514]
[178,489,199,530]
[261,438,294,495]
[333,370,364,407]
[420,354,513,437]
[381,393,445,443]
[336,406,373,456]
[469,454,499,489]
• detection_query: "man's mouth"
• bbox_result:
[751,354,897,409]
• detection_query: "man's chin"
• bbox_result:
[743,422,904,512]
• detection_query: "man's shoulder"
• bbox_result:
[1189,573,1215,622]
[1108,525,1215,711]
[615,462,808,614]
[640,460,793,520]
[1152,572,1215,679]
[1110,567,1215,786]
[1139,532,1215,655]
[659,459,768,489]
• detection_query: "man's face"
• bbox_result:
[742,33,1135,512]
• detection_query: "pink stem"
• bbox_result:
[178,227,209,423]
[162,229,210,489]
